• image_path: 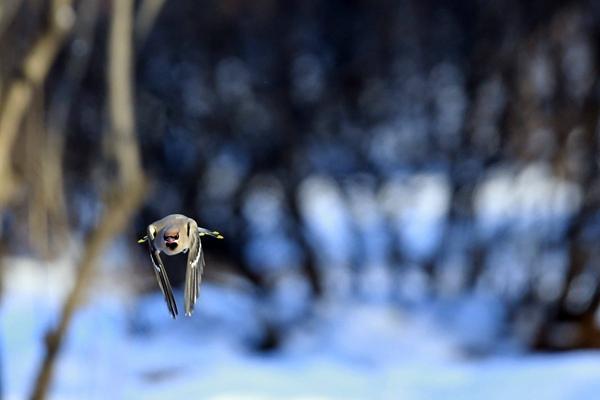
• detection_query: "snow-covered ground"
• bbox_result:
[3,257,600,400]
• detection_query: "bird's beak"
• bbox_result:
[164,232,179,250]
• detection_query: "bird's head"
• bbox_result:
[163,227,180,251]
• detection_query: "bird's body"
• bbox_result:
[151,214,197,255]
[139,214,223,318]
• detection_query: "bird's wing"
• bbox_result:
[184,229,204,316]
[146,225,178,318]
[198,227,224,239]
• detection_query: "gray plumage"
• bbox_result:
[139,214,222,318]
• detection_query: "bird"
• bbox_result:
[137,214,223,318]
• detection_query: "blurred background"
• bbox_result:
[2,0,600,399]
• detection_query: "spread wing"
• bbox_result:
[184,229,204,316]
[146,225,178,318]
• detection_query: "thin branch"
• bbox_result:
[134,0,166,47]
[109,0,142,186]
[0,0,24,40]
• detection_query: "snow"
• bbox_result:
[3,257,600,400]
[474,163,582,240]
[379,172,450,261]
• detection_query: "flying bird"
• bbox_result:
[137,214,223,318]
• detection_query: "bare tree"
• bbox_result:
[0,0,74,208]
[29,0,146,398]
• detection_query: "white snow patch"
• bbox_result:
[3,257,600,400]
